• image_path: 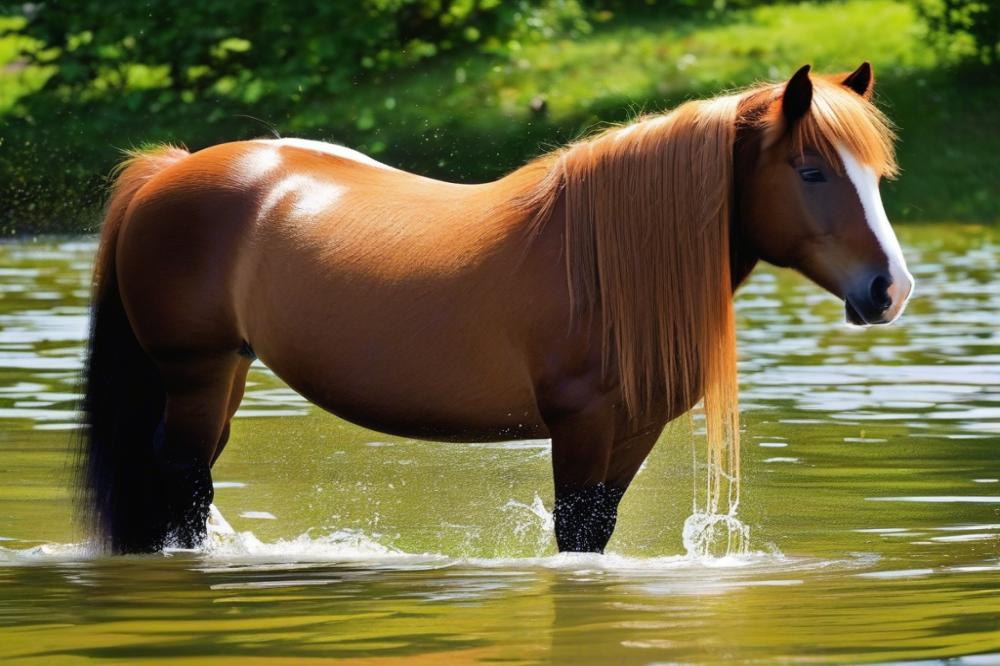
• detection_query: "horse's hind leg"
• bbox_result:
[211,356,252,466]
[151,352,245,548]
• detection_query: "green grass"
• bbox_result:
[1,0,996,233]
[476,0,934,120]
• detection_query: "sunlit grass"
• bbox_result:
[0,1,936,124]
[483,0,934,121]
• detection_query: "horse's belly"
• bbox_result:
[248,298,547,443]
[309,396,547,443]
[261,348,547,443]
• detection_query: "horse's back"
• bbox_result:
[115,138,461,350]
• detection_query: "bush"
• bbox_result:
[914,0,999,64]
[0,1,593,104]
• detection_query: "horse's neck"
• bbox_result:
[729,224,759,290]
[730,119,763,291]
[533,188,759,294]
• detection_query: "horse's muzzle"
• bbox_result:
[845,271,900,326]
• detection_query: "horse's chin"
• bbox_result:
[844,299,867,326]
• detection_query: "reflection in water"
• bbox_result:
[0,226,998,664]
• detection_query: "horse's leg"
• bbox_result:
[550,413,665,553]
[152,352,243,549]
[210,357,252,466]
[605,426,664,492]
[547,400,618,553]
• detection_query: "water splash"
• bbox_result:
[480,493,554,556]
[203,502,761,567]
[0,540,92,563]
[503,494,553,535]
[200,505,418,562]
[0,503,786,573]
[682,509,750,559]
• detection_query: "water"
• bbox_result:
[0,225,997,664]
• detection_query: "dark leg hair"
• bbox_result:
[544,396,620,554]
[151,423,214,549]
[150,352,244,550]
[553,483,625,553]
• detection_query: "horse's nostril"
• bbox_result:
[869,274,892,310]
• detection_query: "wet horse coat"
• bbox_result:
[79,63,912,554]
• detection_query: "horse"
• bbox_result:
[78,62,913,555]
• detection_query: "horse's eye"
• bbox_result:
[799,167,826,183]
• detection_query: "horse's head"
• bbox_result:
[736,63,913,325]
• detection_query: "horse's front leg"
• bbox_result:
[546,398,621,553]
[547,400,667,553]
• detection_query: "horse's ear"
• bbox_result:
[842,61,874,98]
[782,64,813,124]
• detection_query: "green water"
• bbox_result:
[0,226,997,664]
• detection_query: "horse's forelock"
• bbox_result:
[755,76,898,178]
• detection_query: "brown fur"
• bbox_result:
[78,66,908,553]
[93,145,191,296]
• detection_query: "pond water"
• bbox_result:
[0,225,997,664]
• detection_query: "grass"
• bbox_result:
[0,0,996,233]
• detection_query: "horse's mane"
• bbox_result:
[502,74,896,498]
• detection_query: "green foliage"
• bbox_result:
[0,0,597,232]
[914,0,999,64]
[0,0,996,233]
[1,1,591,104]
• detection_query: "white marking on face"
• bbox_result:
[256,138,394,170]
[836,144,915,322]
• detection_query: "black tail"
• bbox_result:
[77,146,189,553]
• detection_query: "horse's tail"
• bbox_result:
[77,145,190,553]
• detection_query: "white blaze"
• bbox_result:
[836,144,915,322]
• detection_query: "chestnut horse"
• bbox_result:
[79,63,913,554]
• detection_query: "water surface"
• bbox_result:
[0,226,997,664]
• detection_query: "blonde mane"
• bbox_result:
[505,74,897,506]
